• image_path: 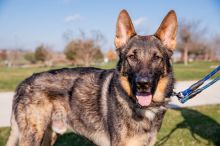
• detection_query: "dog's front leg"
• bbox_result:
[110,135,126,146]
[110,136,132,146]
[111,141,127,146]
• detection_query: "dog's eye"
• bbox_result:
[128,54,137,61]
[128,54,136,60]
[153,54,162,61]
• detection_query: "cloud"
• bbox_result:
[133,17,146,28]
[133,17,151,34]
[64,14,81,23]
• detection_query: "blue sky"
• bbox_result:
[0,0,220,52]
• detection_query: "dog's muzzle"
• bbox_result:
[135,76,153,107]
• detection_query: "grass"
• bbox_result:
[0,105,220,146]
[156,105,220,146]
[0,67,50,92]
[173,61,220,81]
[0,61,219,91]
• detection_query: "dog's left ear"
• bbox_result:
[155,10,178,51]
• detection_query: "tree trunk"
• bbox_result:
[184,44,188,66]
[210,48,216,61]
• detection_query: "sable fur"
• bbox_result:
[6,9,177,146]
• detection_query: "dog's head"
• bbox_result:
[115,10,177,107]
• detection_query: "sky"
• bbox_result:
[0,0,220,52]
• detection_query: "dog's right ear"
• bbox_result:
[115,10,136,49]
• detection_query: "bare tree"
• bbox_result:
[90,30,107,47]
[63,29,75,42]
[24,52,36,64]
[35,44,51,62]
[0,50,7,61]
[178,20,208,65]
[0,49,25,67]
[179,22,191,65]
[106,48,117,62]
[63,30,104,66]
[211,34,220,61]
[64,39,103,66]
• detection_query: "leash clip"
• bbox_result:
[172,65,220,104]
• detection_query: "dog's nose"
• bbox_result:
[136,76,150,86]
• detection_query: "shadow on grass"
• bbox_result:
[156,108,220,146]
[54,133,95,146]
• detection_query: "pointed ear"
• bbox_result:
[114,10,136,49]
[155,10,178,51]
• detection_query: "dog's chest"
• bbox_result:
[143,106,166,121]
[125,106,166,146]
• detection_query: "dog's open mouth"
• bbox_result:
[136,92,152,106]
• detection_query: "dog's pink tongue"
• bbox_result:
[136,93,152,106]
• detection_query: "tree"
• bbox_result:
[211,34,220,61]
[94,48,104,62]
[106,49,117,62]
[63,30,105,66]
[5,50,22,67]
[178,21,191,65]
[64,39,104,66]
[64,41,77,61]
[0,50,7,61]
[178,20,208,65]
[24,52,36,64]
[35,45,51,62]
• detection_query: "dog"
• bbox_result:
[6,9,177,146]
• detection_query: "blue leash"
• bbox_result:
[173,65,220,103]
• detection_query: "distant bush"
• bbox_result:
[24,52,36,64]
[0,50,7,61]
[106,49,117,62]
[35,45,51,62]
[64,39,103,66]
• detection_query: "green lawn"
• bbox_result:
[1,105,220,146]
[173,61,219,81]
[156,105,220,146]
[0,61,219,91]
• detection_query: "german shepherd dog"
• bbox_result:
[6,9,177,146]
